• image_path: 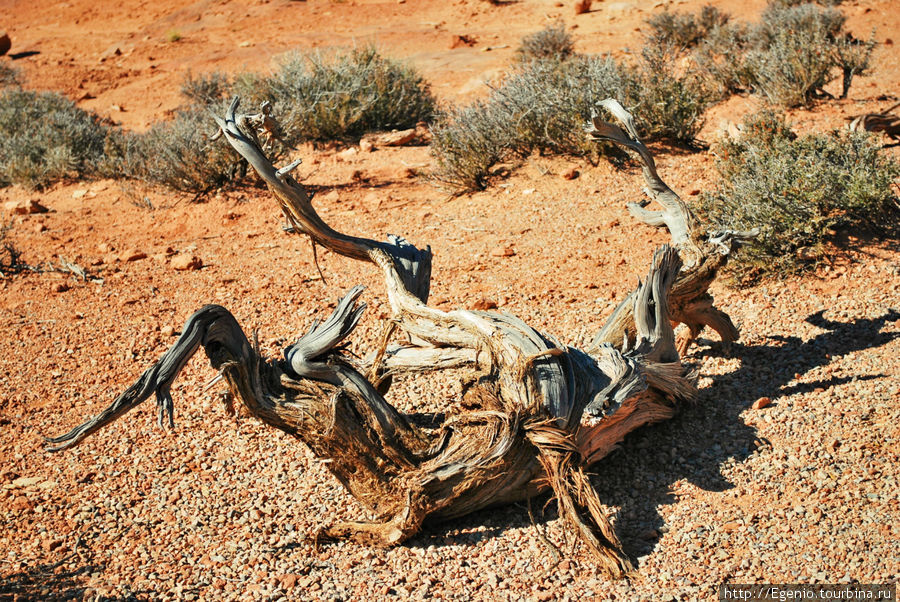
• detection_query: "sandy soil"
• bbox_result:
[1,0,899,600]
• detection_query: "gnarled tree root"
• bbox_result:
[45,98,746,578]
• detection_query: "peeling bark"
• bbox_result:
[47,98,748,577]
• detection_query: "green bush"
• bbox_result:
[515,22,575,63]
[431,50,708,191]
[0,89,111,190]
[646,5,729,48]
[698,110,900,278]
[239,47,435,145]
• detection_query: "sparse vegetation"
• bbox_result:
[431,45,708,190]
[0,89,111,190]
[180,71,230,106]
[694,3,873,106]
[108,103,248,196]
[515,22,575,63]
[698,110,900,278]
[237,47,435,145]
[166,30,182,43]
[646,5,729,48]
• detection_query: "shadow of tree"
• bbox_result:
[590,308,900,559]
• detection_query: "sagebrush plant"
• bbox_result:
[694,3,872,106]
[431,49,708,191]
[0,89,111,190]
[237,47,435,145]
[646,5,729,48]
[623,43,710,145]
[107,103,248,195]
[698,110,900,278]
[515,22,575,63]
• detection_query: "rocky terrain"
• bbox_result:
[1,0,898,599]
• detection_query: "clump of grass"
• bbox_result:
[0,62,22,88]
[694,3,873,106]
[166,30,182,43]
[646,5,729,48]
[515,22,575,63]
[431,47,709,191]
[0,89,111,190]
[239,46,435,145]
[697,110,900,279]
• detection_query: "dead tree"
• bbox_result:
[47,99,752,578]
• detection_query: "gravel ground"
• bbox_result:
[1,147,898,601]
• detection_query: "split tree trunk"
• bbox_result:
[47,99,752,578]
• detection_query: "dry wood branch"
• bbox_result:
[48,98,708,578]
[586,99,757,354]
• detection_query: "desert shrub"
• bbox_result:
[431,56,628,190]
[0,89,110,190]
[694,22,755,97]
[646,5,729,48]
[698,110,900,278]
[623,43,710,144]
[515,22,575,63]
[696,3,872,106]
[431,49,708,190]
[107,103,248,195]
[0,63,22,88]
[744,4,847,106]
[239,47,435,145]
[180,71,231,105]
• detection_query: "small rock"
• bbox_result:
[337,147,358,161]
[160,325,175,337]
[52,283,70,293]
[562,167,579,180]
[5,199,49,215]
[490,246,516,258]
[0,31,10,56]
[522,188,536,195]
[121,249,147,262]
[97,243,113,254]
[367,128,417,147]
[721,521,741,533]
[574,0,592,15]
[471,297,498,310]
[34,222,47,233]
[12,476,43,488]
[171,254,202,271]
[752,396,772,410]
[98,45,122,62]
[72,189,88,199]
[280,573,300,589]
[359,139,375,152]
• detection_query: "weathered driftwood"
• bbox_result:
[48,99,746,577]
[848,100,900,143]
